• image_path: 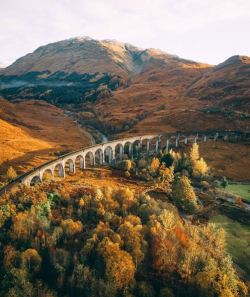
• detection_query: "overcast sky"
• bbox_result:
[1,0,250,67]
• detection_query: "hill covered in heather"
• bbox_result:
[0,37,249,135]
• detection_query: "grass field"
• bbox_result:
[210,214,250,279]
[226,183,250,202]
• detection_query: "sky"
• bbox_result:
[0,0,250,67]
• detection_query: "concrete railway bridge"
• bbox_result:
[0,131,248,192]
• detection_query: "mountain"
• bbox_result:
[0,37,210,106]
[1,36,209,77]
[0,37,249,135]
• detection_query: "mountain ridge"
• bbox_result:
[1,37,211,76]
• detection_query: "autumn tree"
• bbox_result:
[6,166,17,181]
[195,256,248,297]
[115,188,136,211]
[172,176,198,212]
[150,211,180,273]
[11,211,36,240]
[61,219,83,237]
[21,248,42,272]
[118,219,144,266]
[149,157,160,175]
[189,143,200,163]
[98,238,135,289]
[159,165,174,186]
[3,245,17,269]
[193,158,208,177]
[189,143,208,177]
[0,203,16,228]
[2,268,33,297]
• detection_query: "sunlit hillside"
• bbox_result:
[0,97,91,175]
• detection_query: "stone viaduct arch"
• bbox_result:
[0,131,248,192]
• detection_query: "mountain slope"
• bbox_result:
[0,37,211,106]
[0,37,249,135]
[187,55,250,112]
[0,97,91,175]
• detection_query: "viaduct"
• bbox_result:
[0,131,248,194]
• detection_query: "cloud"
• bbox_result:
[0,0,249,65]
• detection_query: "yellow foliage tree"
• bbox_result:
[159,165,174,186]
[119,220,144,266]
[6,166,17,181]
[61,219,83,237]
[150,157,160,174]
[172,176,198,212]
[189,143,208,177]
[170,150,182,163]
[150,215,179,273]
[116,188,135,211]
[193,157,208,176]
[189,143,199,162]
[11,211,35,240]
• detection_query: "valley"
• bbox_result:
[0,36,249,297]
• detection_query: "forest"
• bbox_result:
[0,144,249,297]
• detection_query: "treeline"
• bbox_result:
[0,71,125,105]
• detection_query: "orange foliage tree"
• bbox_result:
[98,237,135,289]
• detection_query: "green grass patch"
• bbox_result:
[210,214,250,278]
[226,183,250,202]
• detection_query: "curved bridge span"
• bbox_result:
[0,131,248,193]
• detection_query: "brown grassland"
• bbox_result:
[0,98,91,175]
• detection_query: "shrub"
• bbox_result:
[221,176,228,188]
[212,180,221,188]
[117,160,132,171]
[79,111,95,120]
[124,171,131,178]
[200,180,210,190]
